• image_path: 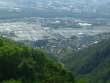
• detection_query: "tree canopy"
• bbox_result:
[0,37,74,83]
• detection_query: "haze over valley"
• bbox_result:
[0,0,110,65]
[0,0,110,83]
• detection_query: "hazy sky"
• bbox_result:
[0,0,110,8]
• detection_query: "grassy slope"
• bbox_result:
[62,39,110,83]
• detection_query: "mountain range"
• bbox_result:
[0,0,110,18]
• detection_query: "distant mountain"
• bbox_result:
[0,0,110,18]
[62,39,110,83]
[0,0,109,9]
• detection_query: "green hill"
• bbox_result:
[62,39,110,83]
[0,37,74,83]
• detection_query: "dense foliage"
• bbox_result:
[0,37,74,83]
[62,39,110,83]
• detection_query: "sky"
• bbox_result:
[0,0,110,8]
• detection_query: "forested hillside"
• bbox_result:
[62,39,110,83]
[0,37,74,83]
